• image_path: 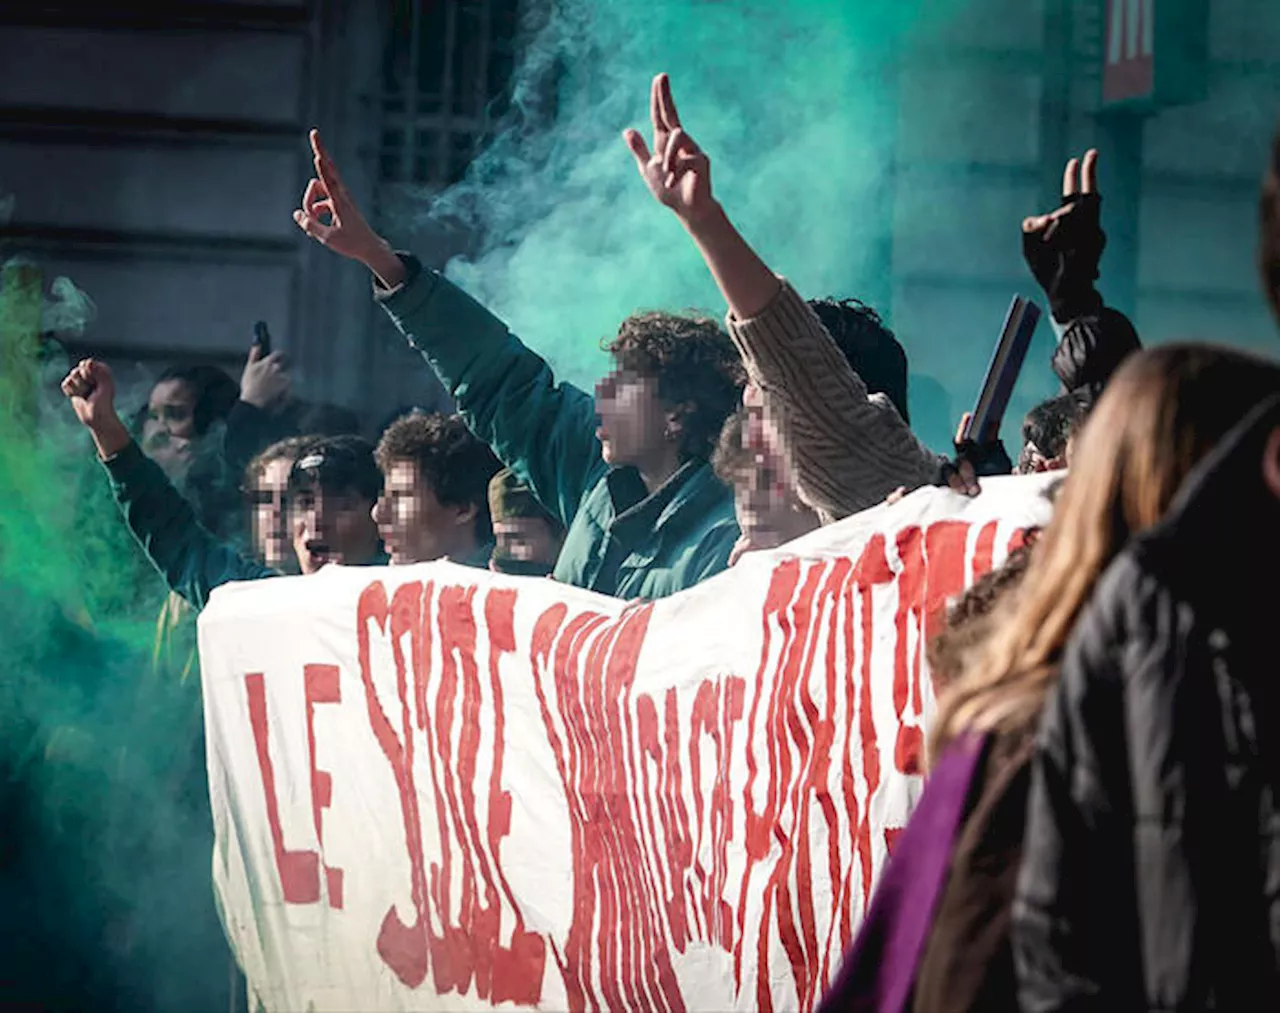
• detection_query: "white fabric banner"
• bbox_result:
[198,476,1057,1013]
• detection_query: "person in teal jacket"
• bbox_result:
[294,130,743,600]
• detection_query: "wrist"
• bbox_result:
[1048,284,1104,325]
[681,200,730,240]
[240,393,268,411]
[90,415,131,459]
[363,237,407,289]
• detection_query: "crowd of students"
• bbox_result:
[52,70,1280,1009]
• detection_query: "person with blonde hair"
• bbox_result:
[1014,388,1280,1007]
[818,343,1280,1012]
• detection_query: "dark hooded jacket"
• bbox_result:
[1013,392,1280,1011]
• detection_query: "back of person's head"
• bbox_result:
[487,466,562,531]
[933,343,1280,754]
[289,433,382,504]
[152,363,240,437]
[375,412,502,541]
[1261,123,1280,324]
[604,312,745,462]
[927,546,1033,698]
[808,298,910,423]
[1017,392,1088,472]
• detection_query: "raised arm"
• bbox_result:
[625,75,942,519]
[61,359,277,610]
[293,130,605,528]
[1023,150,1141,404]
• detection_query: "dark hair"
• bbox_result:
[244,435,312,491]
[375,412,502,541]
[1021,392,1088,461]
[808,298,910,422]
[375,402,452,437]
[603,311,745,462]
[1262,125,1280,325]
[288,434,382,504]
[151,364,240,436]
[926,545,1033,696]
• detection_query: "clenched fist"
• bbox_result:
[61,359,131,459]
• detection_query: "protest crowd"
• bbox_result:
[8,54,1280,1013]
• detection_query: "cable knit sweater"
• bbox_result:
[726,280,943,522]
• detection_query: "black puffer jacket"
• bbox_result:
[1012,393,1280,1012]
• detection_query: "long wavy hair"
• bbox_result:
[931,343,1280,755]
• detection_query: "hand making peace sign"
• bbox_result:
[623,74,717,225]
[1022,149,1107,322]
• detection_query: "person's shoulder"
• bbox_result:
[1065,543,1179,683]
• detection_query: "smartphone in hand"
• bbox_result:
[252,320,272,356]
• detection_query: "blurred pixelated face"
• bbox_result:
[247,457,297,573]
[290,484,381,574]
[141,379,198,479]
[372,460,471,565]
[732,442,819,552]
[741,380,783,459]
[1015,442,1069,476]
[492,517,563,569]
[594,368,669,467]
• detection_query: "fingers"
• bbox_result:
[955,412,973,444]
[623,128,653,169]
[302,178,334,222]
[1080,148,1099,194]
[649,74,664,136]
[83,358,112,390]
[656,73,681,131]
[296,175,336,241]
[1062,156,1081,198]
[293,209,332,243]
[662,127,701,177]
[247,342,262,364]
[1023,213,1051,234]
[61,370,89,399]
[310,129,346,203]
[946,459,980,497]
[61,358,104,399]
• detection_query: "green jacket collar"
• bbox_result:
[606,460,724,554]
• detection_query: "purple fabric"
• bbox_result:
[816,734,986,1013]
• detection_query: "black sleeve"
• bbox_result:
[102,441,279,610]
[1051,307,1141,404]
[1012,559,1144,1011]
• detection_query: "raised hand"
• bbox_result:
[61,358,117,430]
[293,130,405,286]
[1022,150,1106,322]
[240,343,291,411]
[623,74,716,224]
[62,358,131,458]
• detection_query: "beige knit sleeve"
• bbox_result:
[727,280,942,520]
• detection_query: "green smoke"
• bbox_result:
[417,0,1056,453]
[0,263,231,1009]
